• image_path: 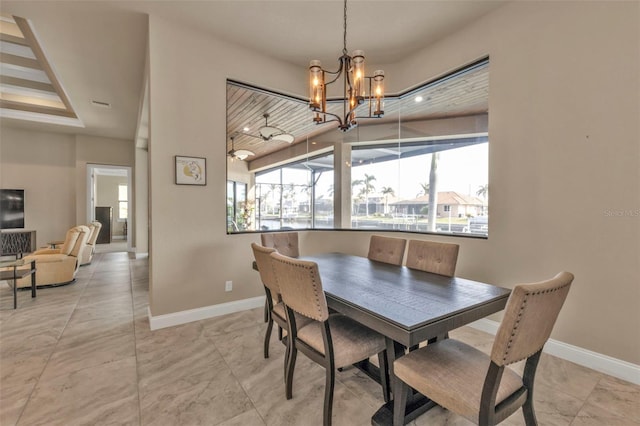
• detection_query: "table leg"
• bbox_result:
[30,260,37,298]
[372,337,437,426]
[13,266,17,310]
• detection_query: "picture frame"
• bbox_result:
[175,155,207,185]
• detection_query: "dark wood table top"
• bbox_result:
[302,252,511,347]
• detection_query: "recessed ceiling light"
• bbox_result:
[243,126,250,132]
[91,100,111,108]
[415,96,423,103]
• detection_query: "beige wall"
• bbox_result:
[150,1,638,365]
[135,148,149,253]
[0,127,76,246]
[147,15,305,316]
[0,127,135,247]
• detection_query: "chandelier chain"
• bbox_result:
[342,0,348,55]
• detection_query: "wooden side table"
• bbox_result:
[0,259,36,309]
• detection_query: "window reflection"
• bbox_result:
[227,59,489,237]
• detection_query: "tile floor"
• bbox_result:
[1,252,638,426]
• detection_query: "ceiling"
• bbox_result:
[0,1,507,142]
[227,58,489,162]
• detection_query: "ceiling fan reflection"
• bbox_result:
[241,113,295,144]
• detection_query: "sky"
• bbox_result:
[343,143,488,200]
[256,142,489,202]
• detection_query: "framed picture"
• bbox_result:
[175,155,206,185]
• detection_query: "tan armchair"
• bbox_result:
[15,225,89,288]
[79,221,102,265]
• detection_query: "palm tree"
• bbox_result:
[476,184,488,215]
[361,173,376,216]
[427,153,439,232]
[476,184,488,199]
[352,179,363,215]
[381,186,395,214]
[418,182,429,197]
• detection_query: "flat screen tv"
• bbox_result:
[0,189,25,229]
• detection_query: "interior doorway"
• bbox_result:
[87,164,132,252]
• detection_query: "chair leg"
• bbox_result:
[378,351,390,403]
[264,299,269,323]
[285,345,297,400]
[264,318,273,359]
[283,340,289,384]
[323,367,335,426]
[522,401,538,426]
[278,325,283,341]
[392,376,409,426]
[522,350,542,426]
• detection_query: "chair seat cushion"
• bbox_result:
[297,314,385,368]
[394,338,524,424]
[273,302,313,329]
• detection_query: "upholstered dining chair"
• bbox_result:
[251,242,312,363]
[367,235,407,266]
[251,243,284,359]
[260,232,300,322]
[392,271,574,426]
[261,231,299,257]
[270,252,390,426]
[405,239,460,277]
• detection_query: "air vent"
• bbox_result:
[91,100,111,108]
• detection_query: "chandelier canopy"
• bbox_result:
[308,0,385,132]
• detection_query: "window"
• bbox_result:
[255,166,311,230]
[350,139,488,235]
[118,184,128,221]
[254,152,334,231]
[227,180,248,232]
[226,59,489,237]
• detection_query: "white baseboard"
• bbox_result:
[148,295,265,331]
[469,319,640,386]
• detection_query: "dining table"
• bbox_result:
[300,252,511,425]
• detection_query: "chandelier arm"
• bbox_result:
[240,132,265,141]
[323,56,349,86]
[314,110,342,123]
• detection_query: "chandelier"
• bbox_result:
[308,0,385,132]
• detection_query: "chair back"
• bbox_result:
[368,235,407,266]
[69,226,90,258]
[405,240,460,277]
[251,243,279,295]
[261,232,299,257]
[87,221,102,245]
[59,227,82,255]
[270,252,329,322]
[491,271,573,366]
